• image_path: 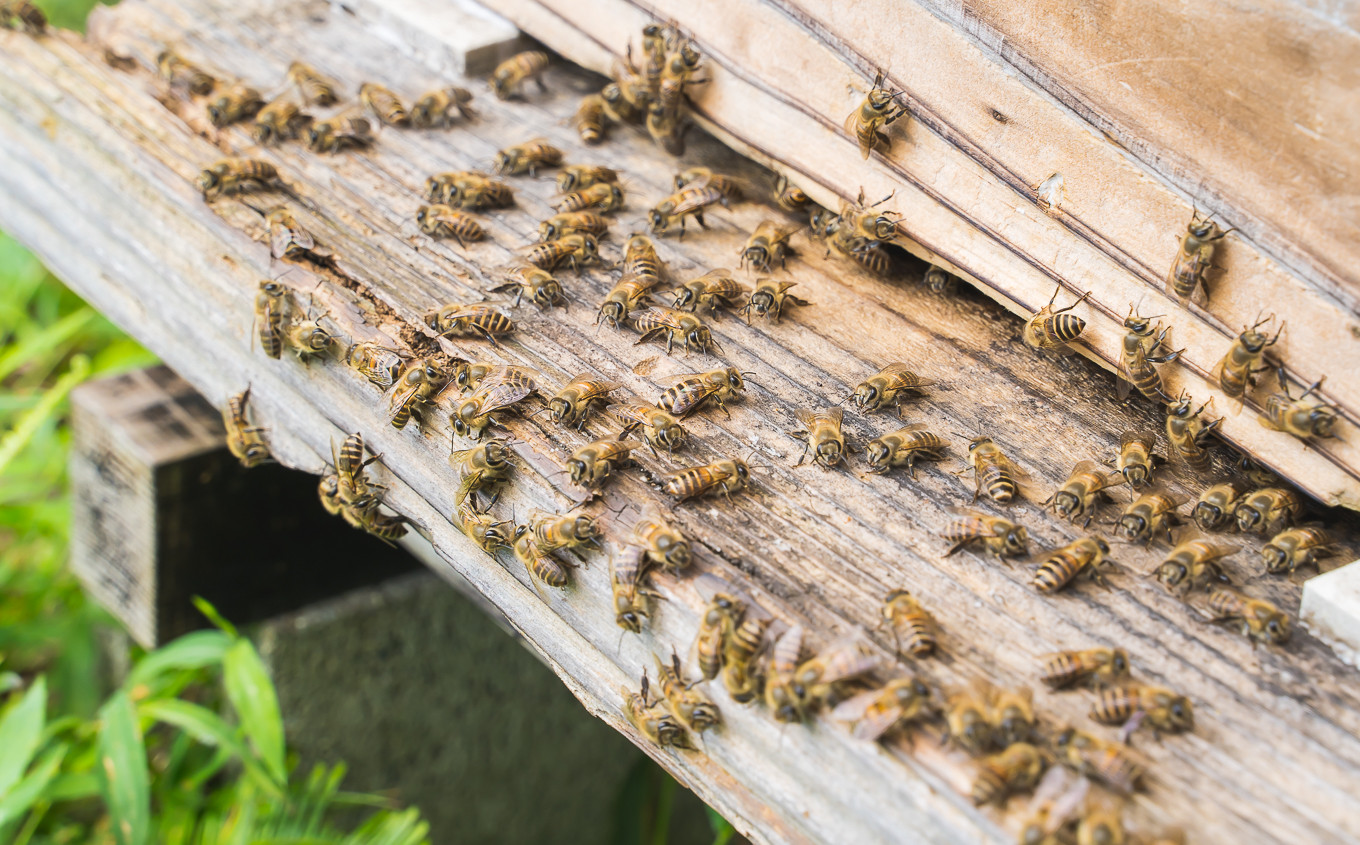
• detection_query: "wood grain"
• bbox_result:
[3,1,1360,842]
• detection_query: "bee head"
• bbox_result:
[1004,526,1029,556]
[1310,406,1338,438]
[1264,614,1290,643]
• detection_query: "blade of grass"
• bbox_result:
[0,677,47,797]
[223,639,286,786]
[0,354,90,478]
[0,308,96,384]
[97,691,150,845]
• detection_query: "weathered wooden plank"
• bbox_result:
[2,3,1360,843]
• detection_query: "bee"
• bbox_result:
[631,506,691,572]
[599,81,644,124]
[675,167,744,201]
[839,190,901,243]
[206,83,264,128]
[287,60,339,106]
[557,165,618,194]
[740,279,809,323]
[763,627,807,723]
[450,437,514,505]
[942,508,1029,559]
[307,113,374,153]
[1076,805,1126,845]
[637,24,668,99]
[573,93,608,144]
[793,407,846,469]
[722,616,770,703]
[1032,536,1114,594]
[647,186,727,235]
[352,507,408,544]
[424,303,515,344]
[1216,314,1282,399]
[253,279,288,359]
[1192,482,1242,532]
[664,457,751,503]
[1117,306,1181,403]
[513,527,569,593]
[738,222,798,272]
[1053,728,1144,794]
[924,264,954,294]
[1234,487,1302,535]
[223,388,271,468]
[610,545,653,633]
[253,98,312,145]
[851,363,934,414]
[622,673,695,750]
[1206,588,1290,646]
[1018,767,1090,845]
[410,86,473,128]
[1046,461,1123,524]
[865,423,948,476]
[345,341,405,389]
[945,685,996,755]
[632,307,721,356]
[1091,683,1194,737]
[654,651,721,732]
[597,277,654,329]
[157,50,216,96]
[992,687,1037,747]
[772,174,809,212]
[645,99,687,156]
[451,369,537,439]
[487,265,566,310]
[539,211,609,243]
[1167,212,1231,303]
[490,50,550,100]
[1259,372,1339,440]
[609,403,687,458]
[457,496,512,553]
[415,204,486,246]
[1165,393,1222,471]
[671,270,747,315]
[285,309,335,362]
[554,182,625,214]
[1114,431,1161,489]
[1113,491,1181,546]
[844,240,893,276]
[809,206,839,240]
[516,234,600,272]
[1023,286,1091,350]
[387,355,449,430]
[787,639,878,714]
[830,677,934,741]
[657,367,747,419]
[318,472,345,518]
[844,72,908,159]
[549,374,620,428]
[971,743,1046,807]
[562,439,638,490]
[1039,648,1130,690]
[963,436,1025,504]
[530,510,602,556]
[1155,539,1236,595]
[331,432,384,509]
[622,234,665,287]
[358,82,409,127]
[493,139,563,176]
[448,361,531,394]
[199,159,282,201]
[695,591,745,680]
[265,209,324,262]
[881,589,936,658]
[425,171,514,209]
[1262,526,1335,575]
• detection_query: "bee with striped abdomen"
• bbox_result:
[451,368,537,439]
[1114,491,1181,546]
[199,159,283,201]
[334,432,382,503]
[557,165,618,194]
[346,341,405,389]
[762,627,808,723]
[1033,536,1114,594]
[1046,461,1123,525]
[610,545,655,633]
[1261,526,1334,575]
[865,423,948,476]
[253,98,312,145]
[631,506,690,572]
[1259,371,1338,440]
[352,507,408,544]
[654,651,721,733]
[487,265,565,310]
[1155,539,1236,595]
[852,363,934,414]
[1168,212,1231,303]
[539,211,610,243]
[1234,487,1302,535]
[573,93,607,144]
[287,61,338,106]
[664,457,751,503]
[622,672,694,750]
[600,80,644,124]
[1023,286,1091,351]
[1192,482,1242,532]
[622,234,665,286]
[530,510,602,556]
[671,270,748,317]
[416,204,485,246]
[206,83,264,128]
[359,82,409,126]
[1215,314,1282,399]
[942,508,1029,559]
[1114,431,1161,490]
[425,171,514,209]
[549,374,620,428]
[741,278,808,323]
[882,589,936,658]
[285,307,336,363]
[265,209,326,263]
[1091,683,1194,738]
[831,677,934,742]
[223,388,271,468]
[793,407,846,469]
[1205,588,1290,646]
[491,51,550,100]
[554,182,625,213]
[773,174,809,213]
[844,71,908,159]
[566,438,642,489]
[695,590,745,681]
[1117,306,1180,403]
[722,615,770,703]
[632,307,721,356]
[648,185,727,235]
[253,279,288,359]
[1053,728,1144,794]
[945,684,997,755]
[307,113,374,153]
[450,437,514,505]
[1165,392,1221,470]
[739,222,797,272]
[516,233,600,273]
[657,368,747,419]
[674,167,743,200]
[493,138,563,176]
[158,49,215,96]
[608,403,687,458]
[410,86,473,128]
[457,496,512,554]
[597,276,654,329]
[513,527,569,593]
[424,303,515,345]
[992,687,1036,748]
[1039,648,1130,690]
[387,355,450,430]
[963,436,1026,504]
[924,264,954,294]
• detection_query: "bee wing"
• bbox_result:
[1115,348,1137,401]
[897,422,930,433]
[453,469,484,506]
[1119,430,1154,450]
[613,439,647,454]
[387,382,420,419]
[1069,459,1099,478]
[268,223,293,258]
[824,406,845,427]
[794,408,817,430]
[476,381,534,413]
[632,307,685,329]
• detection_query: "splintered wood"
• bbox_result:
[2,1,1359,843]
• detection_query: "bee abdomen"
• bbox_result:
[1033,552,1080,594]
[982,466,1017,503]
[1039,654,1081,688]
[897,617,936,657]
[1042,313,1087,344]
[1090,687,1137,725]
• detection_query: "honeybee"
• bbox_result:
[671,270,747,316]
[1039,648,1130,690]
[600,81,644,124]
[334,435,380,510]
[1023,286,1091,351]
[971,743,1046,807]
[664,457,751,503]
[573,94,607,144]
[1259,373,1339,440]
[565,439,641,489]
[773,174,809,212]
[695,590,745,680]
[352,507,408,544]
[608,403,687,457]
[307,113,374,153]
[549,374,620,428]
[882,589,936,658]
[424,303,515,344]
[285,309,336,363]
[793,407,846,469]
[456,495,512,553]
[632,307,721,356]
[1032,536,1114,594]
[493,139,563,176]
[253,279,288,359]
[924,264,954,294]
[450,437,514,505]
[648,186,727,235]
[739,222,797,272]
[157,49,215,96]
[789,639,878,714]
[674,167,743,200]
[1052,728,1144,794]
[416,205,485,245]
[945,685,996,755]
[865,423,948,476]
[1234,487,1302,535]
[1262,526,1335,575]
[199,159,282,201]
[1076,805,1126,845]
[851,363,935,414]
[1192,482,1242,532]
[207,83,264,128]
[265,209,325,262]
[223,388,271,468]
[838,189,901,243]
[657,367,747,419]
[287,60,339,106]
[1165,392,1221,470]
[451,369,538,439]
[847,240,894,275]
[844,72,908,159]
[1091,683,1194,738]
[1114,491,1181,546]
[1046,461,1123,524]
[645,99,687,156]
[490,50,550,100]
[831,677,934,741]
[539,211,609,243]
[1155,539,1236,595]
[358,82,409,126]
[557,165,618,194]
[512,526,570,593]
[449,361,529,394]
[622,234,665,285]
[517,234,600,273]
[654,651,721,732]
[1114,431,1161,490]
[622,673,695,750]
[345,341,405,389]
[942,508,1029,559]
[964,436,1025,504]
[992,687,1036,747]
[1167,212,1231,303]
[1019,767,1090,845]
[387,355,449,430]
[410,86,473,128]
[253,98,312,145]
[610,545,654,633]
[1117,306,1180,403]
[631,506,691,572]
[597,277,654,329]
[741,278,808,323]
[554,182,625,213]
[487,265,565,310]
[1205,588,1290,646]
[1216,314,1282,399]
[722,616,770,703]
[763,626,808,722]
[530,510,602,556]
[425,171,514,209]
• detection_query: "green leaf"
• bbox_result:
[223,639,286,785]
[346,809,431,845]
[40,770,101,803]
[0,354,90,477]
[136,700,246,756]
[0,676,47,798]
[191,597,239,639]
[0,743,66,837]
[126,630,233,692]
[97,691,150,845]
